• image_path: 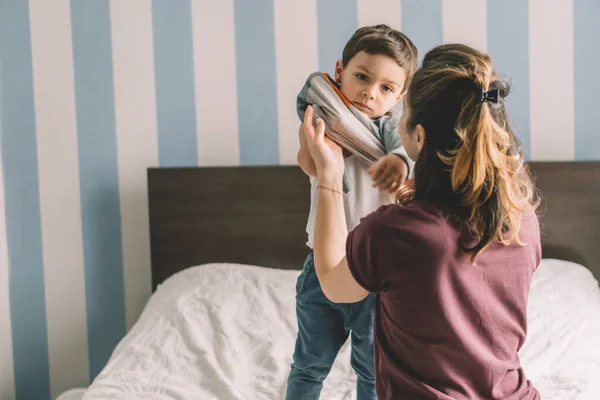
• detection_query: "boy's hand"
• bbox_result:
[368,154,408,193]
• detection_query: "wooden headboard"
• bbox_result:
[147,161,600,290]
[528,161,600,273]
[147,166,310,289]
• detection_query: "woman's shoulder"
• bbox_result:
[349,201,459,269]
[370,202,539,230]
[366,201,457,229]
[359,201,460,249]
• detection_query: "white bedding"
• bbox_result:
[82,259,600,400]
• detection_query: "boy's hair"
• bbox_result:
[342,24,418,92]
[401,43,539,262]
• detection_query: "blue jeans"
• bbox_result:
[286,252,376,400]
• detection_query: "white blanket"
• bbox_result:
[82,259,600,400]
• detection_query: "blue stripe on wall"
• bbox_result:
[317,0,358,74]
[487,0,531,160]
[234,0,280,165]
[574,0,600,160]
[401,0,443,61]
[0,1,50,399]
[70,0,126,380]
[152,0,198,166]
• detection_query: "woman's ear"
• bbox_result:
[334,60,343,83]
[415,124,426,153]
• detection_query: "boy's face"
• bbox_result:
[335,51,406,119]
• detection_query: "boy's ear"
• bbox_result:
[334,60,344,83]
[396,90,407,102]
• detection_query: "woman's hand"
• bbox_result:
[302,106,345,185]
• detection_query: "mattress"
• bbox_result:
[81,259,600,400]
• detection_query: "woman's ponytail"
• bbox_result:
[405,44,539,262]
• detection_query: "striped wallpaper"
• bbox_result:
[1,0,599,399]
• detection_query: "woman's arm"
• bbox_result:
[297,125,317,177]
[313,181,369,303]
[302,106,368,303]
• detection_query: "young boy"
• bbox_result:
[287,25,418,399]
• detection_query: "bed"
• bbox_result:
[76,162,600,400]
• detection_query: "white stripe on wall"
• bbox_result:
[192,0,240,166]
[357,0,402,114]
[0,120,16,400]
[274,0,319,165]
[442,0,487,52]
[28,0,90,396]
[529,0,574,161]
[357,0,401,30]
[110,0,158,330]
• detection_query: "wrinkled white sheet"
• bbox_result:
[82,259,600,400]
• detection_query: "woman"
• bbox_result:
[304,43,541,399]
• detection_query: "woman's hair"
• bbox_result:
[400,43,539,262]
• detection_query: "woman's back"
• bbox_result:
[347,201,541,399]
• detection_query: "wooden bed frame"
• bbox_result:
[147,161,600,291]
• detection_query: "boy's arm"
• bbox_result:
[383,120,414,177]
[297,124,317,177]
[388,146,412,176]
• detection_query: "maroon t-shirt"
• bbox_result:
[346,201,541,400]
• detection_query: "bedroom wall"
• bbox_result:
[0,0,598,399]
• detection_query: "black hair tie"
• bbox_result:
[475,88,499,103]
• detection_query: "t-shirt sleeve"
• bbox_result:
[346,204,431,292]
[524,210,542,271]
[381,115,415,176]
[296,71,322,121]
